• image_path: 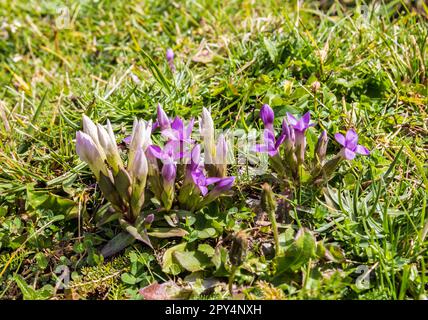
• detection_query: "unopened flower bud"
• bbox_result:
[200,107,216,165]
[311,81,321,93]
[157,104,170,130]
[97,121,123,174]
[315,130,328,164]
[214,134,228,177]
[260,104,274,132]
[76,131,108,180]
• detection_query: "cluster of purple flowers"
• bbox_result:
[147,105,235,211]
[76,105,235,222]
[255,104,370,184]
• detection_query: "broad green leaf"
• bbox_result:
[275,228,317,274]
[121,273,137,285]
[173,251,205,272]
[162,243,187,275]
[196,228,217,239]
[173,250,212,273]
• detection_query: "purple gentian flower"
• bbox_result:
[286,112,313,164]
[281,119,295,151]
[209,176,235,196]
[334,129,370,160]
[254,129,285,156]
[152,104,171,132]
[260,104,275,132]
[148,141,183,163]
[166,48,175,72]
[183,144,202,184]
[161,116,194,144]
[191,168,221,196]
[122,135,132,145]
[162,162,177,183]
[166,48,174,62]
[161,116,194,160]
[286,112,313,133]
[76,131,108,179]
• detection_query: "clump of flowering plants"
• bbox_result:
[75,106,234,256]
[254,104,370,190]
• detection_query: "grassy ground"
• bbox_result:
[0,0,427,300]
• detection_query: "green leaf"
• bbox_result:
[121,220,153,249]
[14,275,54,300]
[212,246,229,277]
[147,228,188,238]
[26,186,76,218]
[114,168,132,201]
[263,37,278,63]
[198,244,215,257]
[121,273,137,285]
[196,228,217,239]
[275,228,317,274]
[35,252,48,270]
[162,243,187,275]
[98,172,122,208]
[173,251,211,273]
[14,275,37,300]
[100,231,136,258]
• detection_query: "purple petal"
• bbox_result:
[166,48,174,61]
[144,214,154,224]
[171,117,183,131]
[186,118,195,138]
[264,129,276,144]
[162,163,176,182]
[205,177,222,185]
[268,149,278,157]
[334,133,346,147]
[343,148,356,160]
[356,145,370,156]
[191,168,203,183]
[122,135,132,145]
[286,113,298,126]
[147,145,163,159]
[260,104,274,126]
[157,104,170,130]
[301,112,311,126]
[151,121,159,132]
[161,128,179,141]
[275,132,286,149]
[191,144,201,165]
[214,176,235,191]
[345,129,358,150]
[253,144,269,153]
[199,185,208,196]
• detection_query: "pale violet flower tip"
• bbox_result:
[131,148,148,178]
[166,48,174,61]
[157,104,170,130]
[215,176,235,192]
[260,104,274,127]
[76,131,100,164]
[123,135,132,144]
[162,163,176,182]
